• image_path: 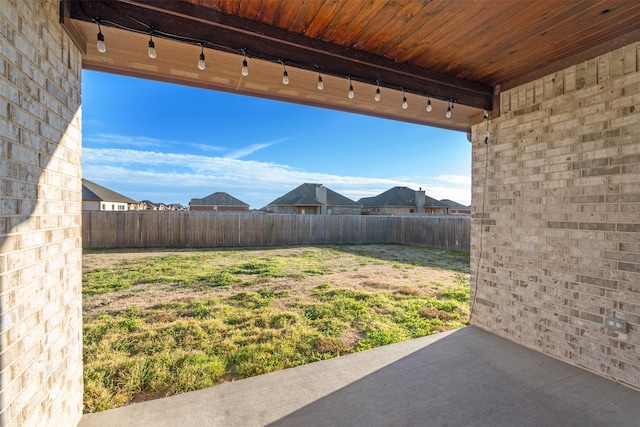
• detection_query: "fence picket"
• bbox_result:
[82,212,470,252]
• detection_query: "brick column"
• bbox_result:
[471,42,640,390]
[1,1,83,425]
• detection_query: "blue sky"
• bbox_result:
[82,70,471,209]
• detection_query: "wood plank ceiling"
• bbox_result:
[63,0,640,132]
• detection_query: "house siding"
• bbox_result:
[363,207,449,215]
[363,207,416,215]
[269,206,320,215]
[328,207,361,215]
[471,41,640,390]
[89,202,129,211]
[83,201,100,211]
[268,206,360,215]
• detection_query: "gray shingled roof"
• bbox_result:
[358,187,448,208]
[425,195,449,208]
[82,179,137,204]
[189,192,249,207]
[267,183,359,207]
[440,199,470,209]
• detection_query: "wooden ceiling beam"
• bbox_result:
[67,0,493,110]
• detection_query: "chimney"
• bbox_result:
[415,188,426,213]
[316,184,328,215]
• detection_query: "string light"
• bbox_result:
[96,21,106,53]
[316,67,324,90]
[90,17,471,116]
[241,50,249,76]
[197,44,206,70]
[148,32,157,59]
[281,60,289,85]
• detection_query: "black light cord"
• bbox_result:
[469,117,490,323]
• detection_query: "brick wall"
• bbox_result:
[0,1,83,426]
[471,42,640,389]
[328,207,361,215]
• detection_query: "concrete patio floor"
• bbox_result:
[79,326,640,427]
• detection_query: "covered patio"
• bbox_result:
[2,1,640,425]
[79,327,640,426]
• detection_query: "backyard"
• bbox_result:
[82,244,470,413]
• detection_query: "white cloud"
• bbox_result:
[84,133,169,148]
[83,148,470,208]
[84,133,227,153]
[186,142,227,153]
[225,138,288,159]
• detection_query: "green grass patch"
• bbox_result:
[83,245,470,413]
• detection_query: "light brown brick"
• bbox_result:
[1,1,83,426]
[471,41,640,391]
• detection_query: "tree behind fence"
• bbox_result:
[83,212,470,252]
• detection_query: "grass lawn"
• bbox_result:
[82,244,470,413]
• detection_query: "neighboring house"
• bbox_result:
[82,179,138,211]
[166,203,187,211]
[440,199,471,215]
[189,192,250,212]
[358,187,450,215]
[139,200,159,210]
[265,183,360,215]
[138,200,183,211]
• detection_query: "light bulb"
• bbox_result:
[348,85,355,99]
[196,45,205,70]
[426,99,432,112]
[317,75,324,90]
[96,31,106,53]
[148,39,157,59]
[446,107,452,118]
[280,61,289,85]
[241,59,249,76]
[374,88,381,102]
[402,97,408,110]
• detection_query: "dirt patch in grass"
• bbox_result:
[83,244,469,413]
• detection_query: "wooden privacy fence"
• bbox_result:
[83,212,470,252]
